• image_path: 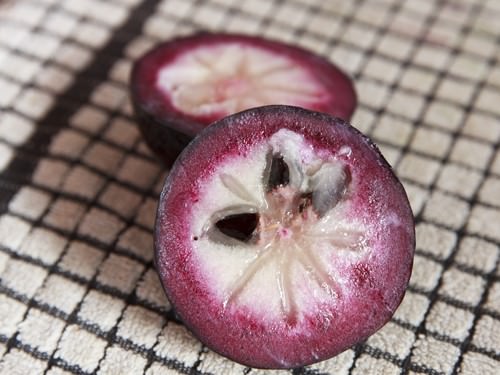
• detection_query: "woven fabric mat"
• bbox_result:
[0,0,499,374]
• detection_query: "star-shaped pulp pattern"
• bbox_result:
[165,45,322,115]
[203,156,367,321]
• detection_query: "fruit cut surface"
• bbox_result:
[155,106,414,369]
[130,33,356,165]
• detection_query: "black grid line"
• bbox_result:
[4,229,497,359]
[394,0,499,372]
[1,0,164,373]
[1,0,500,374]
[144,2,500,126]
[150,0,500,90]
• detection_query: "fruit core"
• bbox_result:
[191,129,368,323]
[156,43,328,118]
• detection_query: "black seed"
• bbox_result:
[215,213,259,242]
[267,154,289,191]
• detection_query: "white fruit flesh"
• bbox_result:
[157,43,326,117]
[190,129,368,324]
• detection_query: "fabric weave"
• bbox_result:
[0,0,499,374]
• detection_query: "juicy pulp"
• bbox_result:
[155,106,414,368]
[130,33,357,165]
[156,43,329,118]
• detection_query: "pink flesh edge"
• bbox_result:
[155,106,414,369]
[131,33,357,137]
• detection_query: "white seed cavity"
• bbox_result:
[156,43,325,117]
[310,162,350,217]
[191,130,367,323]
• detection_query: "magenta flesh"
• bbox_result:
[155,105,414,369]
[130,33,357,165]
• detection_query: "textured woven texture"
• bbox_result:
[0,0,499,374]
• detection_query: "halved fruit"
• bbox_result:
[130,32,356,165]
[155,106,414,369]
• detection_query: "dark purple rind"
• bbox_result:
[155,106,415,369]
[132,100,193,167]
[130,32,357,166]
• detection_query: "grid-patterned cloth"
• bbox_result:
[0,0,499,374]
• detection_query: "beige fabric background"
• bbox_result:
[0,0,499,374]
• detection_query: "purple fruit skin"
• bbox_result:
[130,32,357,166]
[132,100,193,167]
[155,106,415,369]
